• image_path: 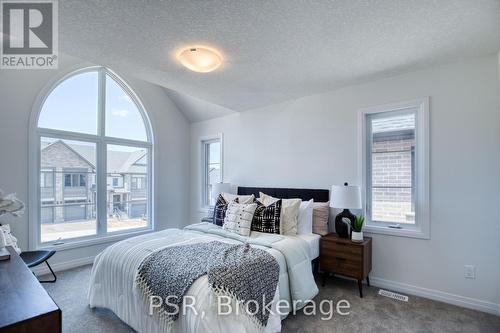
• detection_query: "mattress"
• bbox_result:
[296,233,321,260]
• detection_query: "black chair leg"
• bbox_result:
[38,261,57,283]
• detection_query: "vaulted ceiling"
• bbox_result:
[59,0,500,122]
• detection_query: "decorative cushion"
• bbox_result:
[259,192,300,235]
[212,194,238,226]
[312,201,330,235]
[222,201,258,236]
[297,199,314,235]
[251,199,282,234]
[222,193,255,204]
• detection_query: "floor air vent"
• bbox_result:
[378,289,409,302]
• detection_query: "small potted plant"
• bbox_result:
[351,216,364,242]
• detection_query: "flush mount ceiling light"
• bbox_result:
[177,46,223,73]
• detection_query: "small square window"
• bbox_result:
[80,174,86,187]
[64,174,72,187]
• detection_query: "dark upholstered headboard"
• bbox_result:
[237,186,330,202]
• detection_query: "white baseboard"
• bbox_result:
[31,255,95,277]
[369,276,500,316]
[29,255,500,317]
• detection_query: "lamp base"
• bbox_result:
[335,209,356,238]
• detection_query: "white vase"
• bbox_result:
[351,231,363,242]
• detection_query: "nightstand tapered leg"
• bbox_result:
[366,276,370,286]
[358,279,363,298]
[322,272,328,287]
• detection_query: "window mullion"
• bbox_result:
[96,69,107,235]
[366,116,373,223]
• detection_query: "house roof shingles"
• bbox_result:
[41,139,147,174]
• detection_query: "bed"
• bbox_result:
[88,187,329,333]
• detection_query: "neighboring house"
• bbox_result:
[40,140,147,224]
[207,166,221,205]
[371,115,415,224]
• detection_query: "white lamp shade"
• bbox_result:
[212,183,232,198]
[330,184,361,209]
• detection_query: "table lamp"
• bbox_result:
[330,183,361,238]
[211,183,232,201]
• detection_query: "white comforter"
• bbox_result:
[88,223,318,333]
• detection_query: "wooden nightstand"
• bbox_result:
[320,233,372,297]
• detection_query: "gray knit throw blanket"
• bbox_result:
[135,241,279,330]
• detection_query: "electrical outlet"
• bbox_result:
[464,265,476,279]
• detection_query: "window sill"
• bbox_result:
[36,227,155,251]
[363,224,430,239]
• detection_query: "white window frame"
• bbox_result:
[29,66,155,250]
[358,97,430,239]
[200,133,223,210]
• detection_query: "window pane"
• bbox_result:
[107,144,149,232]
[370,113,415,224]
[38,71,98,135]
[105,75,147,141]
[40,137,97,242]
[64,174,71,187]
[205,141,221,206]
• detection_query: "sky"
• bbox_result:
[38,71,148,142]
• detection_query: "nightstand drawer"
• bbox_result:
[320,256,362,277]
[321,240,362,259]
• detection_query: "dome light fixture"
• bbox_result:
[177,46,223,73]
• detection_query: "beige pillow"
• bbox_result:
[222,192,255,204]
[259,192,301,236]
[312,201,330,235]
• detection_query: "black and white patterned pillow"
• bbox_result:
[251,199,282,234]
[213,194,238,226]
[223,201,258,236]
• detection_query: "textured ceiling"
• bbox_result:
[58,0,500,122]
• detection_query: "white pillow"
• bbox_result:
[297,199,314,235]
[222,192,255,204]
[222,201,257,236]
[259,192,301,236]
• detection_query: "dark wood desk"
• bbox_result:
[0,246,61,333]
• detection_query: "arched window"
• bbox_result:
[33,67,153,247]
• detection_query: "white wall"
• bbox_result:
[0,54,190,266]
[190,55,500,313]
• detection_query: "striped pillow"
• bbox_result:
[251,199,282,234]
[223,201,257,236]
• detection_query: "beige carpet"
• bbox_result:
[42,265,500,333]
